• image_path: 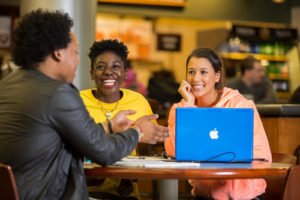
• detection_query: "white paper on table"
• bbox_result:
[113,156,201,168]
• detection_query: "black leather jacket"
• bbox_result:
[0,69,138,200]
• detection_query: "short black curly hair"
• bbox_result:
[12,9,73,69]
[88,39,129,70]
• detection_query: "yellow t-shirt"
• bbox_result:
[80,88,154,199]
[80,88,153,123]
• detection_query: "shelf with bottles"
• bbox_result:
[220,36,294,79]
[220,52,288,62]
[268,62,290,94]
[220,25,298,99]
[219,36,293,61]
[272,79,289,92]
[266,61,289,81]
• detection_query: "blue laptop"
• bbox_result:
[175,107,253,163]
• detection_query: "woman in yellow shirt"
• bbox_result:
[80,39,154,200]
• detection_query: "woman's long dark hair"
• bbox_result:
[186,48,223,90]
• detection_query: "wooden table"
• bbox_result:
[85,161,291,200]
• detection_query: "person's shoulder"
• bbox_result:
[225,77,242,87]
[79,88,94,97]
[54,82,79,94]
[80,88,92,94]
[221,87,243,101]
[170,99,186,109]
[227,77,241,82]
[49,83,84,110]
[121,88,147,100]
[220,87,254,108]
[262,76,274,87]
[27,69,70,94]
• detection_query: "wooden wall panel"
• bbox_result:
[262,117,300,155]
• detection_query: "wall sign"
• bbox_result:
[231,25,298,42]
[157,34,181,51]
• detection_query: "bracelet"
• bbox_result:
[107,119,113,134]
[131,123,144,140]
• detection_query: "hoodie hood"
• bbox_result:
[215,87,248,108]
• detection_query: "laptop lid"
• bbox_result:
[175,107,253,163]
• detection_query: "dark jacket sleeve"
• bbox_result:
[48,83,139,166]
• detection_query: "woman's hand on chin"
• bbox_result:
[178,80,195,106]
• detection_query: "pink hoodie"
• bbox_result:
[165,87,272,200]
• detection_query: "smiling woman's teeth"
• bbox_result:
[194,85,204,89]
[103,80,116,86]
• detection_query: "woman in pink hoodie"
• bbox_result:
[164,48,271,200]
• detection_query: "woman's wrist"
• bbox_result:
[130,123,144,141]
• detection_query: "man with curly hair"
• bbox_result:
[0,9,169,200]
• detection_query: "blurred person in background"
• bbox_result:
[290,86,300,104]
[148,69,181,108]
[226,55,277,104]
[0,56,19,80]
[121,60,148,96]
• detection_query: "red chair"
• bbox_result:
[0,163,19,200]
[282,165,300,200]
[264,152,297,200]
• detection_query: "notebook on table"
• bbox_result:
[175,107,254,163]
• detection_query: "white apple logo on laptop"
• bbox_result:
[209,128,219,139]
